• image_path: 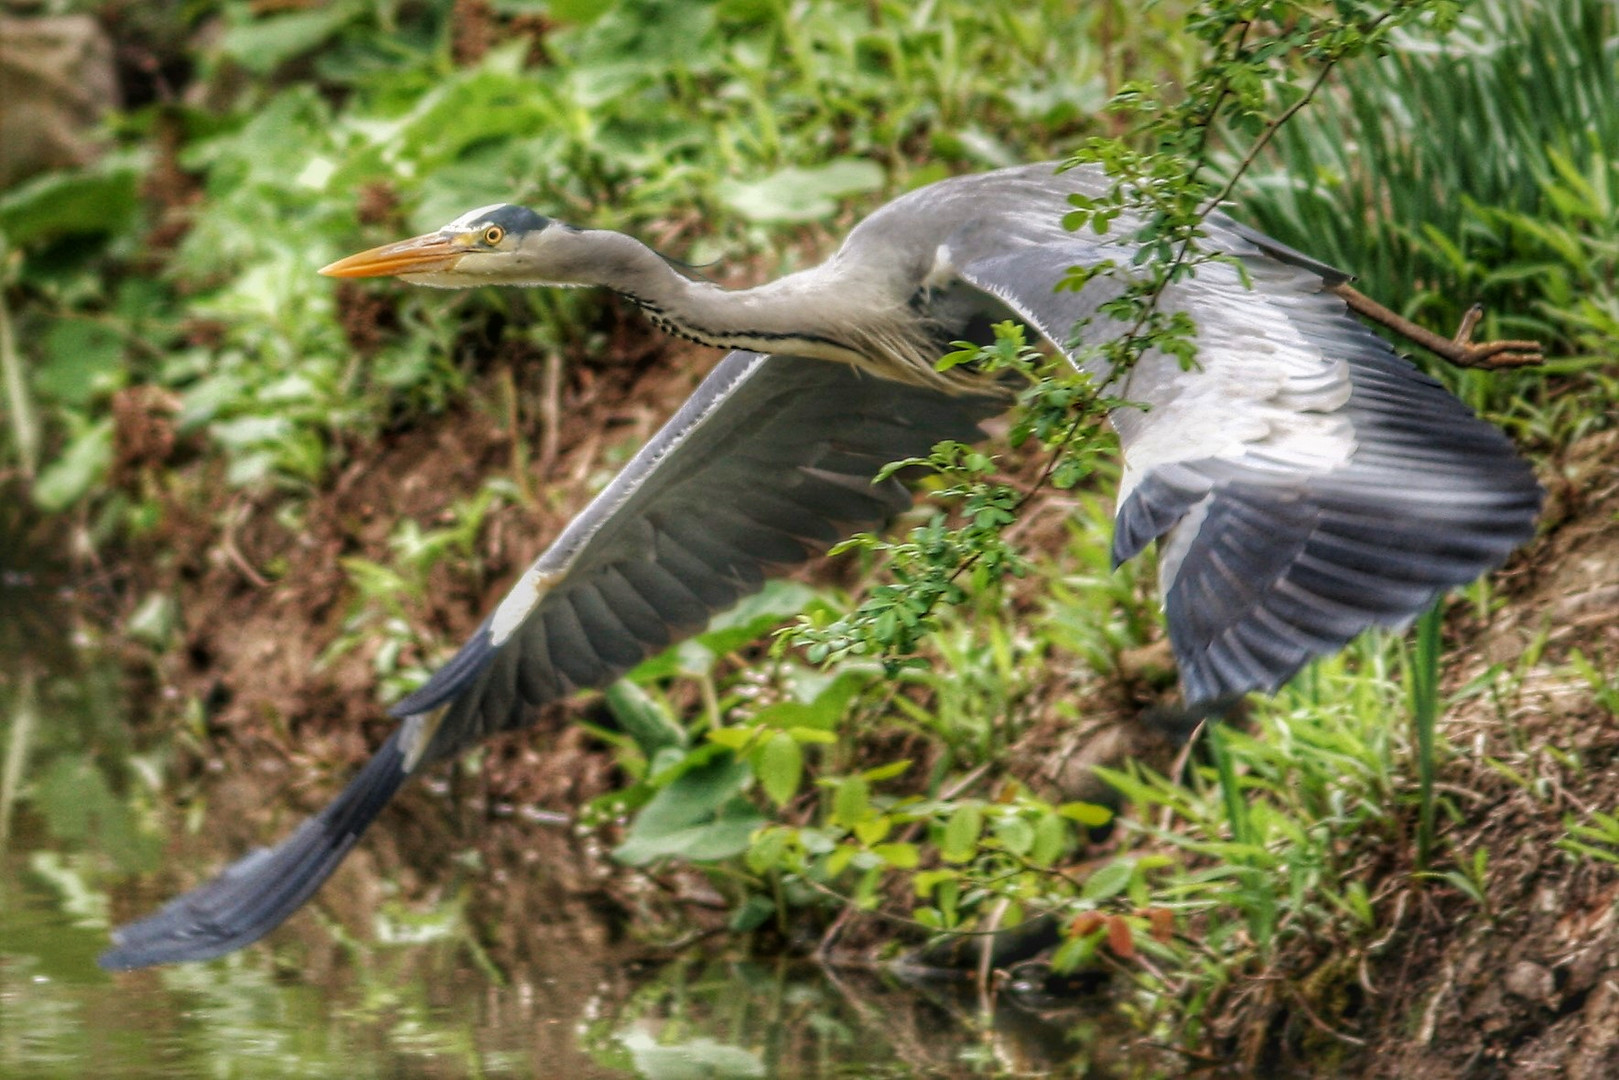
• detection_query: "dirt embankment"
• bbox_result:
[1347,430,1619,1079]
[104,317,1619,1074]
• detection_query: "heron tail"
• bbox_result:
[98,729,411,970]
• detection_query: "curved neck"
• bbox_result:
[542,230,877,364]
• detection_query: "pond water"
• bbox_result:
[0,525,1151,1080]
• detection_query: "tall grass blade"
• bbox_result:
[0,294,40,480]
[1411,604,1442,871]
[0,658,40,848]
[1206,720,1251,847]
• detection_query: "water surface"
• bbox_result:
[0,522,1149,1080]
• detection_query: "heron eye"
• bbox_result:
[483,225,505,246]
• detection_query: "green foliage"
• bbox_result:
[6,0,1616,1068]
[564,0,1616,1053]
[1,0,1141,514]
[790,321,1125,671]
[1408,604,1442,870]
[1232,0,1619,429]
[318,479,517,702]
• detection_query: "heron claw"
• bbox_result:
[1440,303,1543,368]
[1329,284,1547,371]
[1446,343,1544,370]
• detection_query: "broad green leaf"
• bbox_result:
[0,166,139,247]
[831,776,870,827]
[746,826,788,874]
[1030,812,1070,868]
[603,679,687,757]
[993,815,1035,856]
[613,800,763,865]
[32,420,111,512]
[718,159,886,223]
[1058,801,1114,827]
[728,894,776,933]
[859,760,913,784]
[34,320,125,407]
[705,726,758,751]
[613,752,757,864]
[913,869,955,898]
[696,581,818,656]
[853,816,890,846]
[755,732,802,808]
[874,842,919,869]
[940,802,983,863]
[788,667,875,721]
[1051,933,1099,974]
[220,2,363,75]
[749,701,819,732]
[824,844,856,878]
[1080,859,1135,902]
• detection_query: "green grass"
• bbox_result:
[3,0,1617,1069]
[1230,0,1619,433]
[3,0,1186,512]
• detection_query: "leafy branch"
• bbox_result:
[790,0,1454,674]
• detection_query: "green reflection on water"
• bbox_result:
[0,518,1122,1080]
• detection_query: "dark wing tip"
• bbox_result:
[388,617,496,719]
[99,731,411,970]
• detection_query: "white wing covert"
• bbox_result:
[948,184,1541,702]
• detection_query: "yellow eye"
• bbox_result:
[483,225,505,246]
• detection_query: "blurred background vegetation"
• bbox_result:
[1,0,1616,1076]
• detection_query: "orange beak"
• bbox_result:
[319,233,465,278]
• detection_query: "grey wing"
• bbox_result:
[948,185,1541,703]
[101,350,1001,969]
[396,349,1003,763]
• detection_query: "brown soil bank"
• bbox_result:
[108,344,1619,1075]
[1340,430,1619,1079]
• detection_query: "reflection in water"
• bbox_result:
[0,510,1157,1079]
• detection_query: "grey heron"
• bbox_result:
[100,162,1540,970]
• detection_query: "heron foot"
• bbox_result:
[1437,303,1544,369]
[1329,284,1545,370]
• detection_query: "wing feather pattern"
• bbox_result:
[102,350,1000,968]
[99,728,413,969]
[104,162,1540,971]
[946,165,1540,702]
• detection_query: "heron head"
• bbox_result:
[319,204,569,287]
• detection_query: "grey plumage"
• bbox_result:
[101,162,1540,970]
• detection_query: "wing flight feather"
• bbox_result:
[947,167,1540,701]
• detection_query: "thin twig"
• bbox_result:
[0,292,38,479]
[976,897,1008,1015]
[221,497,271,588]
[538,348,563,475]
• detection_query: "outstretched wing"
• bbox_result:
[99,729,413,969]
[101,350,1003,969]
[395,349,1001,763]
[946,166,1541,703]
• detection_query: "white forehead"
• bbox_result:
[444,204,507,230]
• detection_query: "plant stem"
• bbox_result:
[1206,719,1250,847]
[0,293,39,480]
[1412,604,1442,871]
[0,658,39,848]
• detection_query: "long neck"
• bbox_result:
[560,230,849,358]
[555,229,920,372]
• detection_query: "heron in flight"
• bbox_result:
[101,162,1540,969]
